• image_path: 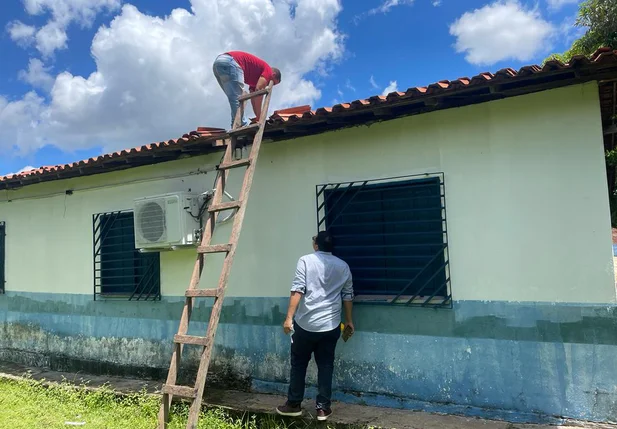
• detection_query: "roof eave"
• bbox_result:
[264,61,617,142]
[2,48,617,191]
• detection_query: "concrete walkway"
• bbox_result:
[0,361,614,429]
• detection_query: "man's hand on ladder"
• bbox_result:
[250,76,270,122]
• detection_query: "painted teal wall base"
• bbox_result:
[2,292,617,424]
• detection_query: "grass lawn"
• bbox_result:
[0,376,343,429]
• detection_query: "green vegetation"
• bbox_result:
[545,0,617,64]
[0,376,347,429]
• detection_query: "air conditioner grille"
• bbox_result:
[138,201,166,242]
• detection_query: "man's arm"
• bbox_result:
[284,292,303,334]
[343,300,353,332]
[250,76,269,121]
[284,257,306,334]
[251,95,264,121]
[342,266,355,334]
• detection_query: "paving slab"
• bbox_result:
[0,361,614,429]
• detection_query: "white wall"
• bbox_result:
[0,82,614,303]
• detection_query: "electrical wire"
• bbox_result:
[0,169,214,204]
[190,152,228,224]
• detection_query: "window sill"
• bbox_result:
[95,293,161,301]
[353,294,452,307]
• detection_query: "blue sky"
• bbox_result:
[0,0,583,177]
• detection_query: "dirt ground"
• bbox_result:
[1,361,616,429]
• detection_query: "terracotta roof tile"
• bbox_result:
[273,105,311,116]
[2,48,617,189]
[0,127,226,183]
[263,47,617,128]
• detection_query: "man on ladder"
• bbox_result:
[159,53,277,429]
[213,51,282,129]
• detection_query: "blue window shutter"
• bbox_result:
[93,211,160,301]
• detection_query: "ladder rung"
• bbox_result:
[238,88,269,101]
[159,81,273,429]
[185,289,219,298]
[209,201,242,212]
[218,158,251,170]
[228,123,260,136]
[174,334,208,346]
[161,384,197,398]
[197,244,232,254]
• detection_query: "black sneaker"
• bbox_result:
[316,408,332,421]
[276,403,302,417]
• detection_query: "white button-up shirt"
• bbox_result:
[291,251,354,332]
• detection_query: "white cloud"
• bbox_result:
[369,0,414,15]
[35,22,69,56]
[17,165,36,173]
[18,58,54,91]
[6,21,36,46]
[0,92,47,155]
[2,166,37,178]
[433,0,442,6]
[559,13,585,46]
[369,75,379,89]
[354,0,414,23]
[546,0,580,10]
[449,1,555,66]
[0,0,345,155]
[24,0,120,24]
[382,80,398,96]
[10,0,121,56]
[345,79,355,92]
[2,165,39,178]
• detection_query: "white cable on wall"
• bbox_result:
[0,166,217,204]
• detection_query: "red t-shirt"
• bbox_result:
[227,51,274,91]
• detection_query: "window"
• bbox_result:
[0,221,5,294]
[316,173,451,308]
[93,210,161,301]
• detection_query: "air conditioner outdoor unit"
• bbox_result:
[133,191,201,250]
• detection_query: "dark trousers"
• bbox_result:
[287,321,340,410]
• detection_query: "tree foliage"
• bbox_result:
[545,0,617,63]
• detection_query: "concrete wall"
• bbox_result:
[1,82,616,424]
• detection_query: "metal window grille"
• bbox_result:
[316,173,452,308]
[0,222,5,294]
[93,210,161,301]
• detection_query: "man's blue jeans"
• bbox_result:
[213,54,247,128]
[287,321,340,410]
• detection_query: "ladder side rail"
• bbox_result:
[184,81,274,428]
[158,109,241,428]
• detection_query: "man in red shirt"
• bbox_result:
[213,51,281,129]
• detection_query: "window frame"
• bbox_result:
[315,173,452,308]
[92,210,161,301]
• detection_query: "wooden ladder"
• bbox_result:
[158,81,274,429]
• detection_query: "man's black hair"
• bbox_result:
[272,67,281,83]
[314,230,334,252]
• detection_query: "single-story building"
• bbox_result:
[1,47,617,425]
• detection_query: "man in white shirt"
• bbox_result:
[276,231,355,421]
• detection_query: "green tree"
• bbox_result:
[546,0,617,226]
[545,0,617,63]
